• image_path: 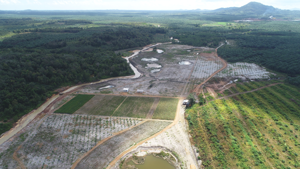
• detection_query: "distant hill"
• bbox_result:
[212,2,280,16]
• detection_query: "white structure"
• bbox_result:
[123,88,129,92]
[183,100,190,105]
[137,90,144,93]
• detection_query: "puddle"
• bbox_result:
[179,61,191,65]
[141,58,158,62]
[157,49,164,54]
[99,85,114,90]
[151,69,161,73]
[127,155,175,169]
[146,63,162,69]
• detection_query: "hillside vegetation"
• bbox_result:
[187,82,300,168]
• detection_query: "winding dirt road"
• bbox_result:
[193,44,228,95]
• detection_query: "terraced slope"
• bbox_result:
[187,83,300,168]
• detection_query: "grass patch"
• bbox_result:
[152,98,178,120]
[55,94,94,114]
[75,95,126,116]
[217,22,227,26]
[113,97,156,118]
[100,90,112,94]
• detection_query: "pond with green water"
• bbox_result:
[127,154,175,169]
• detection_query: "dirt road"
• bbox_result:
[0,95,59,145]
[193,44,227,94]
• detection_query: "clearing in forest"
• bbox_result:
[152,98,179,120]
[55,94,94,114]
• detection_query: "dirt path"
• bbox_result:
[111,96,128,116]
[218,83,282,100]
[13,145,26,169]
[146,98,160,119]
[0,95,59,145]
[193,44,228,95]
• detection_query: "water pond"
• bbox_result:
[127,155,175,169]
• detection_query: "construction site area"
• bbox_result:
[0,43,274,169]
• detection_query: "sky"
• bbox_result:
[0,0,299,10]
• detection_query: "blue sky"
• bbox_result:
[0,0,299,10]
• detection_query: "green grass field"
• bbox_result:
[113,97,156,118]
[55,95,94,114]
[152,98,178,120]
[74,95,126,116]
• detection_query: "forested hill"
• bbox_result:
[213,2,278,15]
[0,26,167,135]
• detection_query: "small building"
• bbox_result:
[137,89,144,93]
[183,100,190,105]
[123,88,129,92]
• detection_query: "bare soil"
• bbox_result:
[74,121,171,169]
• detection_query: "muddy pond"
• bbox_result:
[125,155,175,169]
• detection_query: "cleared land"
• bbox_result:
[136,122,199,169]
[74,121,171,169]
[152,98,179,120]
[79,44,203,97]
[55,95,94,114]
[75,95,126,116]
[187,82,300,168]
[0,114,143,168]
[113,97,156,118]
